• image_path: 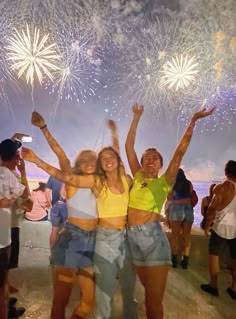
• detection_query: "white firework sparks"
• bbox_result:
[6,24,60,86]
[161,54,198,91]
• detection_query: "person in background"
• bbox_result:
[201,160,236,299]
[25,182,51,221]
[49,184,68,253]
[167,168,195,269]
[45,175,63,208]
[0,138,32,319]
[200,183,216,229]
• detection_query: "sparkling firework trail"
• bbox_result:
[161,54,198,91]
[6,24,60,86]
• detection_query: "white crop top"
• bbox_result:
[67,188,97,219]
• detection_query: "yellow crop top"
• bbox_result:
[96,175,129,218]
[129,170,171,214]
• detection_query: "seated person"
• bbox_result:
[25,182,51,221]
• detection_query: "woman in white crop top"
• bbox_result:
[30,112,100,319]
[26,113,137,319]
[22,119,137,319]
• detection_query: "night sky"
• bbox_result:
[0,0,235,180]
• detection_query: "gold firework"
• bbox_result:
[161,54,198,91]
[6,24,60,85]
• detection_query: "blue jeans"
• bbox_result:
[93,227,137,319]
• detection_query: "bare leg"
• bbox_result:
[230,258,236,291]
[71,267,95,319]
[209,254,219,288]
[136,265,169,319]
[51,267,74,319]
[169,221,182,256]
[0,270,8,319]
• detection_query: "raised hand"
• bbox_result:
[107,119,117,132]
[11,133,30,141]
[192,106,216,122]
[132,103,144,119]
[31,111,46,128]
[21,147,38,163]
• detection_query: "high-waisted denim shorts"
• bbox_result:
[51,222,96,269]
[127,221,171,266]
[169,203,194,224]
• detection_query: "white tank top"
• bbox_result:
[67,189,97,219]
[212,181,236,239]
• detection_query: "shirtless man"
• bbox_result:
[201,160,236,299]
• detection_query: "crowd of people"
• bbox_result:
[0,103,235,319]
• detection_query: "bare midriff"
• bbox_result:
[98,216,127,230]
[67,217,98,231]
[128,207,163,225]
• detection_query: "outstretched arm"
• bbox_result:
[31,112,71,171]
[125,104,143,176]
[164,106,215,187]
[107,119,120,153]
[21,147,95,189]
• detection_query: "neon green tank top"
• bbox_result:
[129,170,171,214]
[97,175,129,218]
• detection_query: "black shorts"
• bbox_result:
[0,245,10,287]
[8,227,20,269]
[209,230,236,259]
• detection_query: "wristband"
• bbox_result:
[40,124,47,130]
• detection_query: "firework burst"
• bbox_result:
[161,54,198,91]
[6,24,60,86]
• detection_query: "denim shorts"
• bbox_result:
[51,222,96,269]
[169,203,194,224]
[209,230,236,258]
[127,221,171,266]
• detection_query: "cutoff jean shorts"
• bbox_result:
[169,203,194,224]
[93,227,137,319]
[127,221,171,266]
[51,222,96,269]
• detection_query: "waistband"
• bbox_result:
[65,222,96,234]
[127,221,160,231]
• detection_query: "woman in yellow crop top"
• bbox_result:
[22,121,137,318]
[125,103,215,319]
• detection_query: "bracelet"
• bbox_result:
[40,124,47,130]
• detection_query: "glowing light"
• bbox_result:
[6,24,60,85]
[161,54,198,91]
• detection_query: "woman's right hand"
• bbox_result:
[192,106,216,123]
[31,111,46,128]
[132,103,144,119]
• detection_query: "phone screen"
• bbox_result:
[21,136,33,143]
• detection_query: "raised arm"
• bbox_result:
[21,147,95,189]
[125,104,143,176]
[107,119,120,153]
[31,111,71,171]
[164,106,215,186]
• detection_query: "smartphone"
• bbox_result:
[21,136,33,143]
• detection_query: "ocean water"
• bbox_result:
[192,181,212,226]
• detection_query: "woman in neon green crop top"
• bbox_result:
[125,103,215,319]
